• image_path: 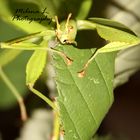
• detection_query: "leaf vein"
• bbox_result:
[59,100,82,140]
[94,58,112,105]
[68,68,98,127]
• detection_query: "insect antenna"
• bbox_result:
[65,13,72,28]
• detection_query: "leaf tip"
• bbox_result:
[26,83,34,88]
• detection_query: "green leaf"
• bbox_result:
[26,49,47,86]
[0,49,22,67]
[98,42,132,53]
[1,42,41,50]
[0,51,31,109]
[25,0,92,19]
[77,20,96,30]
[26,0,92,19]
[0,0,50,34]
[76,0,92,19]
[53,44,116,140]
[89,18,140,44]
[18,0,57,17]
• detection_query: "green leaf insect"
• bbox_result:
[1,13,140,108]
[0,14,77,111]
[55,13,77,46]
[54,15,140,78]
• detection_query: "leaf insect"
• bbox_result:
[0,13,77,110]
[55,13,77,46]
[2,13,139,109]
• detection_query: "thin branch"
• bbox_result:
[0,68,27,121]
[52,105,60,140]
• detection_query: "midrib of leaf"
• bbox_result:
[89,48,113,106]
[65,63,98,139]
[68,64,98,123]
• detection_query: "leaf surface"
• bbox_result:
[0,50,22,67]
[26,49,47,85]
[0,51,31,109]
[89,18,140,44]
[53,44,116,140]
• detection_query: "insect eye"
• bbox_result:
[69,26,73,29]
[68,26,73,32]
[63,39,67,43]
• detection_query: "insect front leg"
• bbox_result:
[1,40,73,66]
[50,47,73,65]
[78,49,99,78]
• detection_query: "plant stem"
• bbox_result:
[52,108,60,140]
[0,68,27,121]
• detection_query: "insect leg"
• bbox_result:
[78,49,99,77]
[1,40,73,65]
[5,32,42,45]
[50,47,73,65]
[28,84,56,110]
